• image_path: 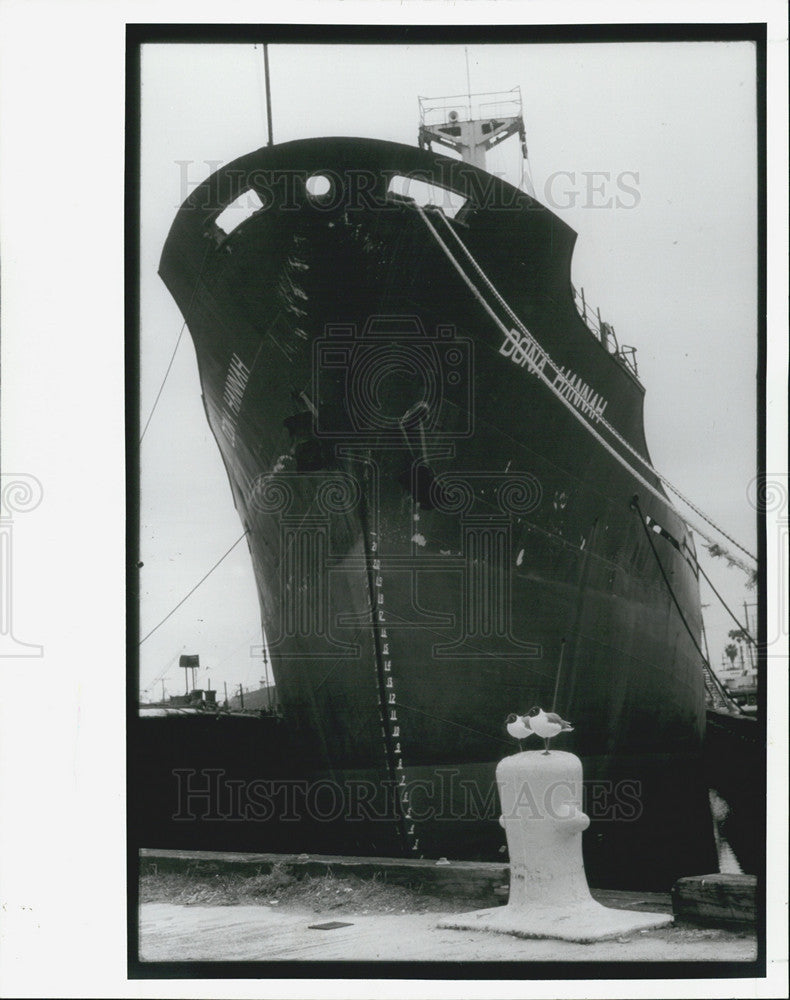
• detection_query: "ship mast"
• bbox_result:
[262,43,274,146]
[417,87,529,174]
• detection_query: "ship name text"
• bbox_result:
[220,353,251,446]
[499,328,608,422]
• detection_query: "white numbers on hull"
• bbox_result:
[369,526,419,855]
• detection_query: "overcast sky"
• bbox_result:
[139,39,759,700]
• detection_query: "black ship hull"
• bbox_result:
[157,137,717,887]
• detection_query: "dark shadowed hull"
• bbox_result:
[156,137,717,887]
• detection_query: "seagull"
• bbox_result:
[505,712,532,750]
[525,706,574,754]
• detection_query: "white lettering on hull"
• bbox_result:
[499,328,608,422]
[219,353,251,447]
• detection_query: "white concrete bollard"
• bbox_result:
[439,750,673,943]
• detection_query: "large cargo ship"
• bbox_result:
[157,90,717,888]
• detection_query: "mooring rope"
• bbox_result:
[140,241,213,444]
[631,496,745,715]
[139,530,249,645]
[418,204,757,572]
[694,555,757,646]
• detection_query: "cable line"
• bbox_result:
[139,530,249,645]
[631,496,745,715]
[142,646,183,695]
[393,698,513,749]
[434,205,756,564]
[416,206,689,528]
[140,242,212,444]
[418,204,756,571]
[694,555,757,646]
[434,205,757,566]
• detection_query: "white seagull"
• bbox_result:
[505,712,532,747]
[525,706,574,754]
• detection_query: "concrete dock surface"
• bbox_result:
[139,902,757,963]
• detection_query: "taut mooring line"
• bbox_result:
[551,638,566,714]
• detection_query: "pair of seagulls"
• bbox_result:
[506,706,573,754]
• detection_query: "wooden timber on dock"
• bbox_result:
[671,873,758,927]
[139,848,673,913]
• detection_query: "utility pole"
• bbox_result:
[263,643,271,710]
[700,609,711,662]
[251,638,274,710]
[744,602,756,670]
[464,46,472,118]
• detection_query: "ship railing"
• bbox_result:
[571,283,639,377]
[418,87,523,127]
